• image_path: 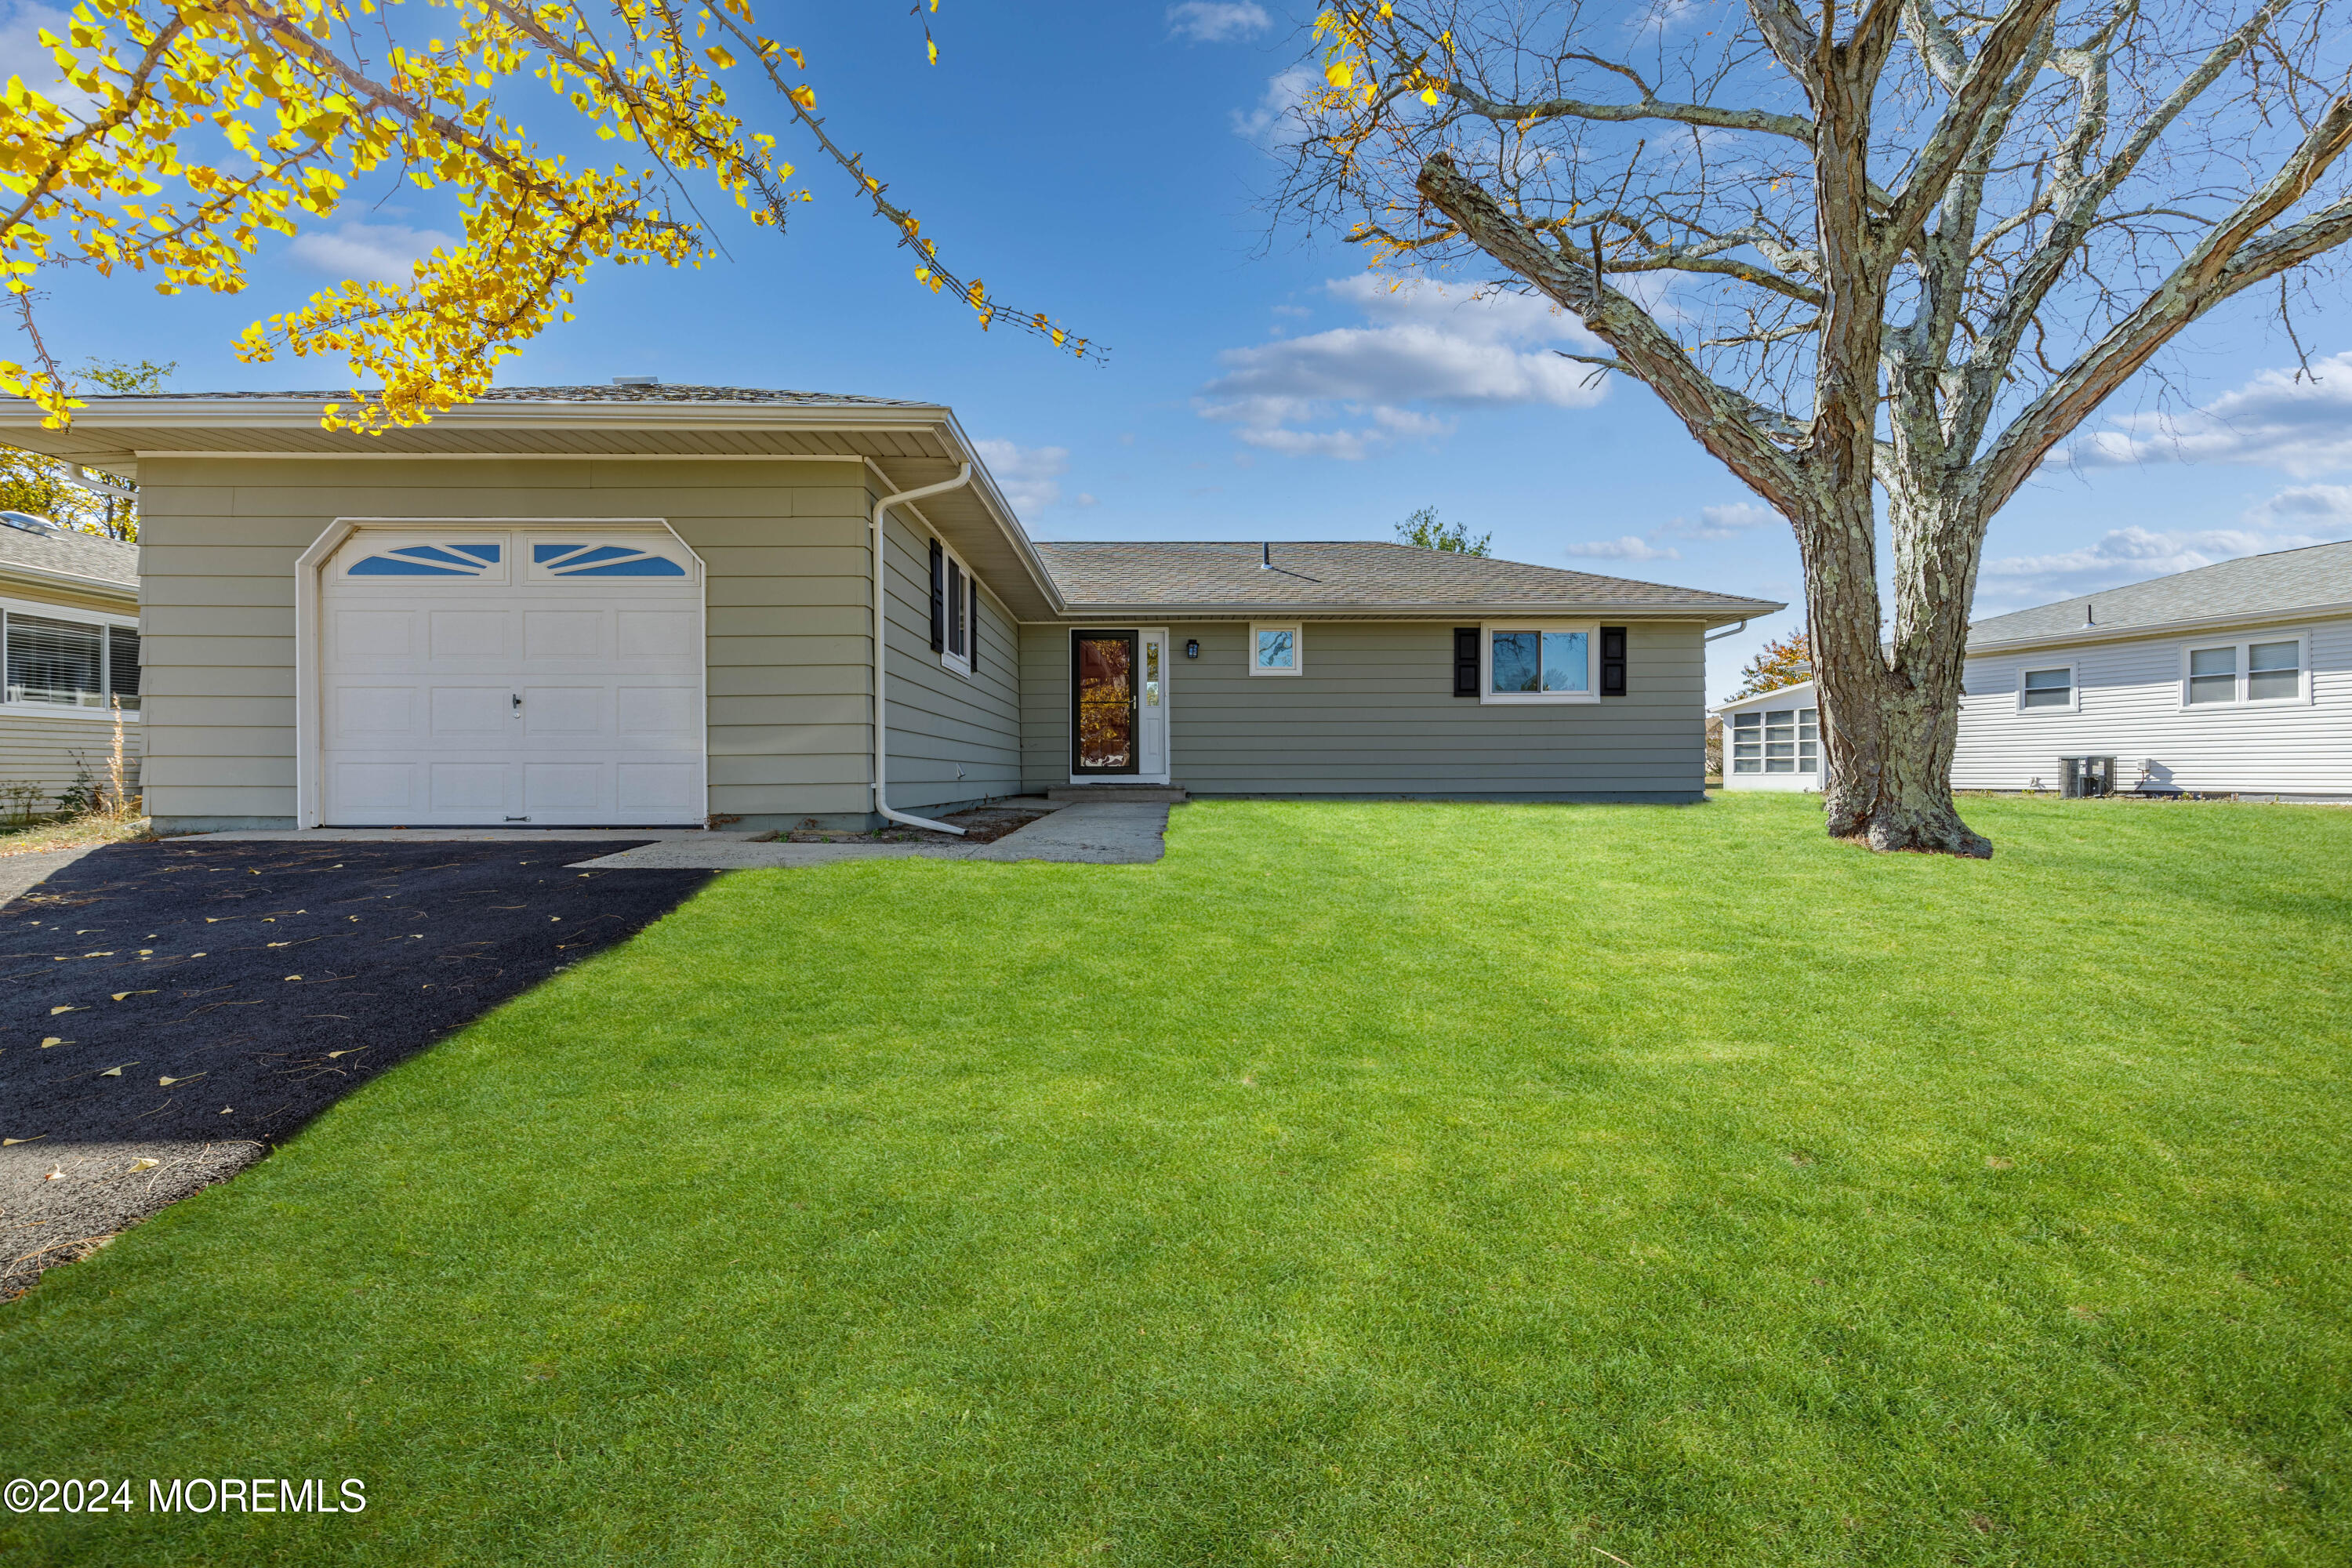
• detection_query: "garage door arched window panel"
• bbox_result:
[310,523,705,827]
[529,542,690,579]
[345,543,503,576]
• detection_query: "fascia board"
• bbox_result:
[0,561,139,601]
[1038,600,1782,624]
[0,395,956,432]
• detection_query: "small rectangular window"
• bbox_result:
[935,541,978,675]
[1484,623,1594,702]
[2021,667,2072,709]
[947,559,965,657]
[2187,645,2237,705]
[2248,639,2300,701]
[1250,623,1301,675]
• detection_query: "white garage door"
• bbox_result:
[319,527,705,826]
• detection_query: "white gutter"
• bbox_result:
[871,464,975,836]
[64,463,136,499]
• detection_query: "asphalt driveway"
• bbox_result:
[1,840,711,1297]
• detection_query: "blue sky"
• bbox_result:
[11,0,2352,701]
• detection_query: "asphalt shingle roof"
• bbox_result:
[1969,539,2352,645]
[1033,540,1772,612]
[99,384,923,407]
[0,520,137,589]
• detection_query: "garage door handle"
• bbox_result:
[511,692,521,710]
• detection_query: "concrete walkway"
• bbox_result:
[566,800,1170,869]
[180,799,1172,869]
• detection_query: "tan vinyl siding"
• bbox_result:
[0,708,141,808]
[1955,617,2352,796]
[876,504,1022,814]
[1022,619,1706,799]
[134,456,1022,829]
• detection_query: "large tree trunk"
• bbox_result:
[1804,485,1992,858]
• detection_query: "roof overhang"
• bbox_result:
[0,394,1070,621]
[0,560,139,601]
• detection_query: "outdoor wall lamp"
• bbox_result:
[1185,639,1200,659]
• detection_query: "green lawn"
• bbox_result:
[6,794,2350,1565]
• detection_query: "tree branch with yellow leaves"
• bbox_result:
[0,0,1097,431]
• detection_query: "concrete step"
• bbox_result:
[1048,784,1189,804]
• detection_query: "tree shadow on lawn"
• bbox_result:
[0,840,713,1298]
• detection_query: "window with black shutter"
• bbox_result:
[928,539,946,652]
[1599,626,1628,696]
[1453,627,1479,696]
[948,558,965,655]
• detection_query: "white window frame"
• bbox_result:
[1248,621,1303,677]
[2016,662,2079,714]
[0,593,142,721]
[2178,630,2311,710]
[1479,619,1599,705]
[1728,702,1820,773]
[938,537,978,679]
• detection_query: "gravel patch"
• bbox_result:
[0,840,711,1298]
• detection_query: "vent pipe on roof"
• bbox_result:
[1261,541,1271,569]
[2085,602,2096,626]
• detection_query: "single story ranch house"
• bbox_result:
[0,385,1776,833]
[1712,539,2351,800]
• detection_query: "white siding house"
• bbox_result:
[1955,614,2349,797]
[1711,683,1821,790]
[1954,540,2352,799]
[1711,542,2352,800]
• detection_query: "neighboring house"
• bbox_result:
[0,387,1776,833]
[1711,683,1823,790]
[1955,540,2352,799]
[0,510,141,810]
[1709,540,2352,800]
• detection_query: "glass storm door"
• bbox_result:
[1073,632,1139,775]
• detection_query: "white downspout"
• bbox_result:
[871,464,975,835]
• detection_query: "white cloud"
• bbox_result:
[1169,2,1270,41]
[1196,277,1607,459]
[2243,482,2352,528]
[972,438,1071,514]
[286,222,456,284]
[1658,500,1782,540]
[1565,535,1682,562]
[1975,522,2338,611]
[1232,66,1319,147]
[2065,352,2352,477]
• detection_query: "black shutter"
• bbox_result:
[969,579,981,672]
[928,539,946,652]
[1453,627,1479,696]
[1599,626,1628,697]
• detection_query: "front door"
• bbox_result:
[1071,630,1170,782]
[1073,631,1138,775]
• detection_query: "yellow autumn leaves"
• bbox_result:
[0,0,1091,432]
